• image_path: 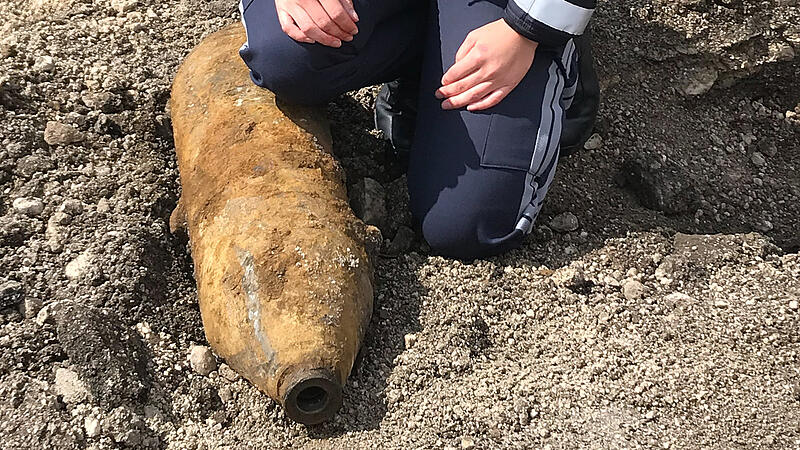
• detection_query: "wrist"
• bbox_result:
[501,18,539,49]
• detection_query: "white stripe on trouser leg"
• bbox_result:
[514,46,571,234]
[515,62,560,233]
[515,60,558,233]
[522,44,574,226]
[562,39,576,72]
[560,40,578,109]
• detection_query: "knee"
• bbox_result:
[418,202,524,260]
[240,43,336,105]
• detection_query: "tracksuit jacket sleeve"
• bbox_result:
[504,0,596,47]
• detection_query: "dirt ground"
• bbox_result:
[1,0,799,448]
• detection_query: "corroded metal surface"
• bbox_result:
[170,24,373,424]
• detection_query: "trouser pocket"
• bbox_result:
[480,112,541,172]
[478,50,567,174]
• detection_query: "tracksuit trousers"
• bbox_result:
[239,0,580,259]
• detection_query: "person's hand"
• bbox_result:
[436,19,538,111]
[275,0,359,48]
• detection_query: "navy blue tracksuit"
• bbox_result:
[239,0,583,259]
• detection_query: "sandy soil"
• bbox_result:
[1,0,799,448]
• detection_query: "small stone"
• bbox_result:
[81,92,117,112]
[679,65,718,96]
[349,178,388,231]
[460,436,475,449]
[143,405,162,420]
[50,211,71,226]
[583,133,603,150]
[110,0,138,13]
[44,121,84,146]
[33,55,55,72]
[54,367,91,403]
[18,297,43,319]
[0,280,23,309]
[218,363,239,382]
[84,416,101,438]
[404,333,417,349]
[768,41,795,61]
[35,304,54,325]
[622,280,646,301]
[757,220,774,232]
[534,224,554,241]
[0,41,16,58]
[12,197,44,216]
[664,292,693,307]
[15,154,55,177]
[60,199,83,215]
[189,345,217,376]
[751,152,766,167]
[655,258,676,280]
[386,225,415,255]
[713,300,729,308]
[96,198,111,213]
[549,212,579,233]
[218,386,233,403]
[65,251,93,280]
[789,300,798,310]
[551,266,586,289]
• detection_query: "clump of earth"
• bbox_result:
[1,0,798,448]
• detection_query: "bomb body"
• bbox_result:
[170,25,374,424]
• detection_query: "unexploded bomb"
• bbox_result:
[169,24,374,424]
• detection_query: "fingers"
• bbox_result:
[441,82,494,110]
[454,33,475,63]
[319,0,358,36]
[338,0,359,23]
[288,4,342,47]
[466,89,508,111]
[435,70,484,100]
[441,52,481,86]
[302,0,354,42]
[277,9,314,43]
[276,0,359,47]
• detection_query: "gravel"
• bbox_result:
[0,0,798,448]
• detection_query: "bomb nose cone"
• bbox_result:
[281,368,343,425]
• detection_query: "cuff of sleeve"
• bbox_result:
[504,0,593,48]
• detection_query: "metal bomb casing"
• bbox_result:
[169,24,374,424]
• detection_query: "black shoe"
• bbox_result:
[374,77,419,164]
[559,27,600,158]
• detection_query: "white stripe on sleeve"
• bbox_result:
[515,0,594,35]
